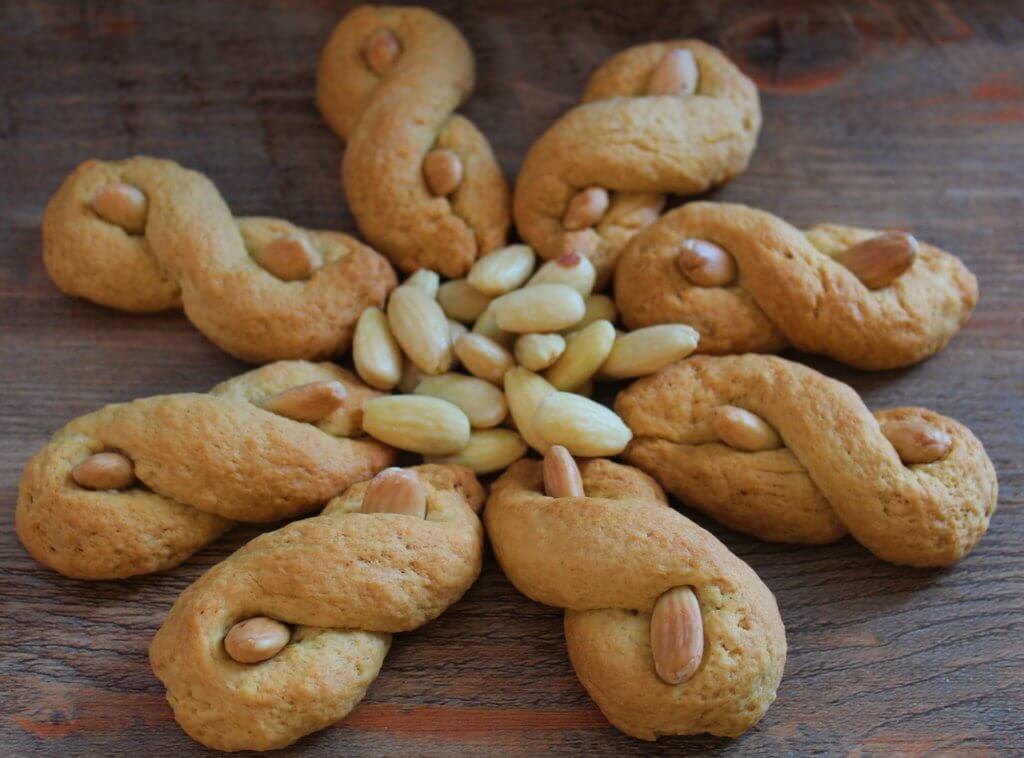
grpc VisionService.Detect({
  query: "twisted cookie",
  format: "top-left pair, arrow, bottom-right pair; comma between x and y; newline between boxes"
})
485,451 -> 785,740
317,5 -> 511,277
615,203 -> 978,369
514,41 -> 760,285
151,465 -> 484,752
43,157 -> 397,362
616,355 -> 998,566
16,361 -> 395,579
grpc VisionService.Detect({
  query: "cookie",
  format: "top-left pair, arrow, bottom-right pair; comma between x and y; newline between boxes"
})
614,202 -> 978,369
616,355 -> 998,566
43,156 -> 397,363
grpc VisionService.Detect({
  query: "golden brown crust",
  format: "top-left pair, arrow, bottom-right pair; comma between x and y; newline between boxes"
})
317,5 -> 510,277
514,41 -> 761,287
150,464 -> 484,752
616,355 -> 998,566
614,203 -> 979,369
43,157 -> 397,363
485,458 -> 786,739
16,361 -> 395,580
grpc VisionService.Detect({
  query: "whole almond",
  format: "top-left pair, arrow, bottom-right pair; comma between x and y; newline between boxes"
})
647,48 -> 699,96
491,284 -> 586,333
836,231 -> 919,289
562,294 -> 617,335
415,372 -> 508,428
361,467 -> 427,518
224,617 -> 291,664
405,268 -> 440,299
515,333 -> 567,372
543,445 -> 584,498
362,395 -> 470,455
353,307 -> 403,390
364,27 -> 401,75
72,452 -> 136,491
387,285 -> 453,375
532,391 -> 632,457
527,252 -> 596,295
504,367 -> 557,454
252,235 -> 322,281
650,586 -> 704,684
427,429 -> 527,474
260,381 -> 347,423
438,278 -> 493,323
545,319 -> 616,391
678,238 -> 737,287
600,325 -> 700,379
880,419 -> 952,464
423,149 -> 463,197
563,186 -> 609,231
92,182 -> 148,234
467,244 -> 537,296
711,405 -> 782,452
455,333 -> 516,386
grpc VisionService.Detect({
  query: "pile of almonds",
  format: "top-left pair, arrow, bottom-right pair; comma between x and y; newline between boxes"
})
351,244 -> 699,472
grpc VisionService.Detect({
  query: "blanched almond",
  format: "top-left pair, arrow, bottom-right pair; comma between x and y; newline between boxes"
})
467,244 -> 536,296
527,252 -> 596,295
387,285 -> 452,375
404,268 -> 440,299
678,239 -> 737,287
224,617 -> 291,664
515,333 -> 566,371
491,284 -> 585,334
532,392 -> 632,457
880,419 -> 952,464
545,320 -> 616,391
362,395 -> 470,455
562,294 -> 617,335
599,325 -> 699,379
504,367 -> 557,454
427,429 -> 527,474
650,586 -> 703,684
711,405 -> 782,452
397,359 -> 425,394
836,231 -> 918,289
92,182 -> 148,234
415,372 -> 508,428
72,452 -> 136,491
563,187 -> 609,231
455,333 -> 516,386
364,28 -> 401,75
423,149 -> 463,197
543,445 -> 584,498
260,381 -> 347,423
647,49 -> 699,96
361,467 -> 427,518
353,307 -> 402,390
438,278 -> 493,323
252,235 -> 322,281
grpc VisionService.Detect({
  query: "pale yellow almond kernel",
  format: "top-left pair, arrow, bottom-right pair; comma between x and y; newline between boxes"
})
224,617 -> 291,664
650,586 -> 704,684
387,285 -> 453,376
647,48 -> 699,96
455,333 -> 516,386
467,244 -> 536,296
92,182 -> 148,234
404,268 -> 440,299
471,304 -> 516,348
563,187 -> 610,231
415,373 -> 508,429
423,149 -> 463,197
527,252 -> 596,295
562,294 -> 617,335
678,238 -> 737,287
397,359 -> 425,394
362,395 -> 470,455
427,429 -> 527,474
545,319 -> 616,391
504,367 -> 557,454
361,467 -> 426,518
836,231 -> 919,289
599,325 -> 700,379
260,381 -> 347,423
515,333 -> 566,372
880,419 -> 952,465
492,284 -> 586,334
711,405 -> 782,452
364,27 -> 401,76
353,307 -> 402,390
543,445 -> 584,498
252,235 -> 322,281
72,452 -> 136,491
438,278 -> 493,323
448,319 -> 468,368
532,391 -> 632,457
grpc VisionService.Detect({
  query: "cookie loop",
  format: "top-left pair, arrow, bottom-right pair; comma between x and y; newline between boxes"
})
514,41 -> 761,286
151,464 -> 485,752
616,355 -> 998,566
615,203 -> 979,369
485,457 -> 786,740
317,6 -> 511,277
43,157 -> 397,363
15,361 -> 395,579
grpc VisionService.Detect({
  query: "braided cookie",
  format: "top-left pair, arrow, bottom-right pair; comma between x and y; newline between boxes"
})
43,156 -> 397,363
485,452 -> 786,740
16,361 -> 395,580
615,203 -> 978,369
151,465 -> 484,752
317,5 -> 511,277
514,41 -> 760,286
616,355 -> 998,567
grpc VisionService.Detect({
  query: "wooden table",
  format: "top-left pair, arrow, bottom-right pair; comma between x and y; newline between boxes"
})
2,1 -> 1021,754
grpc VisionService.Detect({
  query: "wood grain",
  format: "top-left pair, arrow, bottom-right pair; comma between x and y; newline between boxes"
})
1,0 -> 1022,754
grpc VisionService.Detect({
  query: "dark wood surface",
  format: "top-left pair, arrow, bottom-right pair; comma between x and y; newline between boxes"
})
1,0 -> 1022,754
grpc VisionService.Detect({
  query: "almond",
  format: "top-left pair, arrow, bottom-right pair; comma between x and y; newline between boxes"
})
563,186 -> 609,231
71,452 -> 136,491
92,182 -> 148,234
361,467 -> 427,518
504,367 -> 557,454
647,49 -> 699,97
364,27 -> 401,76
404,268 -> 440,299
362,395 -> 470,455
599,325 -> 699,379
527,252 -> 596,295
650,586 -> 703,684
423,149 -> 463,197
427,429 -> 527,474
532,391 -> 632,457
415,372 -> 508,428
353,307 -> 402,390
880,419 -> 952,464
515,333 -> 566,371
260,381 -> 347,423
438,278 -> 494,323
836,231 -> 918,289
467,244 -> 536,296
491,284 -> 585,334
545,320 -> 616,391
710,405 -> 782,452
252,235 -> 322,281
543,445 -> 584,498
678,238 -> 737,287
387,285 -> 453,375
224,617 -> 291,664
455,333 -> 516,386
561,294 -> 618,335
471,303 -> 516,348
